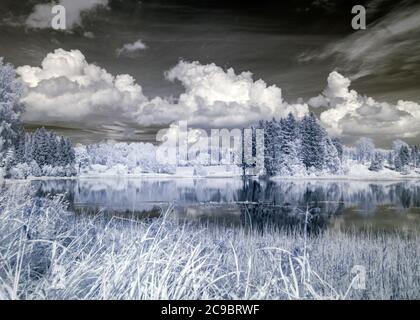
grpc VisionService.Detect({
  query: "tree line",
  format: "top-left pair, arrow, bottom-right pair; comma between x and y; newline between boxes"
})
347,137 -> 420,174
0,58 -> 76,179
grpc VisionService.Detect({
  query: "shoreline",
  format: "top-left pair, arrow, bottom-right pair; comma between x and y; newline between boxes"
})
3,172 -> 420,183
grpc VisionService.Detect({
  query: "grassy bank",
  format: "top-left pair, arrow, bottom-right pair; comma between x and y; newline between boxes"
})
0,184 -> 418,299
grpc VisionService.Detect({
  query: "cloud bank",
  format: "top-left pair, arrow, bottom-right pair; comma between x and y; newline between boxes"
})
164,61 -> 308,126
311,71 -> 420,138
26,0 -> 108,30
17,49 -> 148,123
16,49 -> 308,127
16,49 -> 420,139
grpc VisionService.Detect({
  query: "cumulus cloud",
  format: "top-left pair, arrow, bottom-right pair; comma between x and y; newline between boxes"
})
16,49 -> 308,127
310,71 -> 420,138
164,61 -> 308,127
17,49 -> 419,138
17,49 -> 148,123
116,40 -> 148,57
25,0 -> 108,30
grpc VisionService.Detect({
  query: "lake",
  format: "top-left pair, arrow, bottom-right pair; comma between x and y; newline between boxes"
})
26,177 -> 420,233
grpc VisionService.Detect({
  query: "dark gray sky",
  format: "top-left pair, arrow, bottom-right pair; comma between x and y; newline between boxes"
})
1,0 -> 419,147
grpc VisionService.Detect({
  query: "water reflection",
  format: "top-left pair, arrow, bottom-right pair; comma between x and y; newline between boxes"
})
31,178 -> 420,232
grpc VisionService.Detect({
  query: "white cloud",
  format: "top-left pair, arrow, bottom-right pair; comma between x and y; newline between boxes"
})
116,40 -> 148,57
17,49 -> 148,122
310,71 -> 420,138
16,49 -> 308,127
16,49 -> 420,138
25,0 -> 108,30
302,3 -> 420,79
164,61 -> 308,127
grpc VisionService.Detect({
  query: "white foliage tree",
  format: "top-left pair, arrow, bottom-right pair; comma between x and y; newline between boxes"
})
0,58 -> 25,164
355,137 -> 375,164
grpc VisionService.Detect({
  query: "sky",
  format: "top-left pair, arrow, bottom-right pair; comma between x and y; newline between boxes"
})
0,0 -> 419,147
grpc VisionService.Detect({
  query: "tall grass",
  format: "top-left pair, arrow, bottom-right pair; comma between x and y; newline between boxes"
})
0,184 -> 418,300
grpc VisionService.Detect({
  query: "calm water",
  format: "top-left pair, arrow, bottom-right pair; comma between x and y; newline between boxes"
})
28,178 -> 420,233
32,178 -> 420,231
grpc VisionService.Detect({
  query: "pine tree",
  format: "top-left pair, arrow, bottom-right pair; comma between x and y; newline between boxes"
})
14,136 -> 25,164
276,113 -> 305,176
400,146 -> 410,166
331,137 -> 343,161
369,152 -> 384,172
55,137 -> 65,166
263,119 -> 277,176
64,137 -> 75,165
394,152 -> 403,172
52,136 -> 62,166
323,137 -> 341,174
240,127 -> 258,177
300,113 -> 325,171
46,132 -> 58,166
387,151 -> 394,168
32,128 -> 51,167
261,113 -> 342,176
29,160 -> 42,177
411,146 -> 418,168
417,146 -> 420,169
393,145 -> 411,173
23,133 -> 34,164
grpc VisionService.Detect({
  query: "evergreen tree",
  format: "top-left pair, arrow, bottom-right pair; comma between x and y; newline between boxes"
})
23,133 -> 34,164
261,113 -> 341,176
394,151 -> 403,172
32,128 -> 51,167
263,119 -> 277,176
411,146 -> 418,168
387,151 -> 394,167
369,152 -> 384,172
14,136 -> 25,164
29,128 -> 75,170
29,160 -> 42,177
392,139 -> 409,155
394,145 -> 411,173
323,137 -> 341,174
399,145 -> 411,169
46,132 -> 58,166
417,146 -> 420,168
240,127 -> 256,177
300,113 -> 325,171
276,113 -> 305,176
331,137 -> 343,161
65,137 -> 75,165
